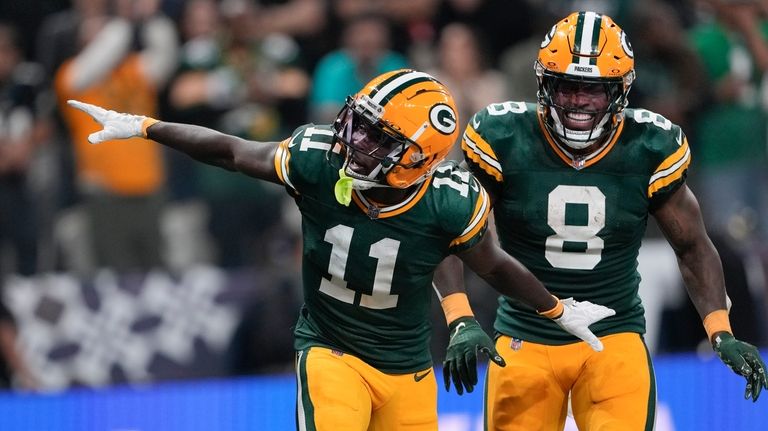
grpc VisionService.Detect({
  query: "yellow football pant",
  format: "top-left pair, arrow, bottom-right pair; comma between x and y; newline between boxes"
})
485,332 -> 655,431
295,347 -> 438,431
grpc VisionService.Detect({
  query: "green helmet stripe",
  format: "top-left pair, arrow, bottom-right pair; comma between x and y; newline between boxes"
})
572,11 -> 603,65
369,71 -> 437,106
571,12 -> 586,63
589,13 -> 602,65
368,69 -> 411,99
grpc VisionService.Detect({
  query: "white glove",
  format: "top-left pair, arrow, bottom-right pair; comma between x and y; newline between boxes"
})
552,298 -> 615,352
67,99 -> 151,144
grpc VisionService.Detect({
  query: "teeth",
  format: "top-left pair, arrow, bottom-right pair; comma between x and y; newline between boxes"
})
566,113 -> 592,121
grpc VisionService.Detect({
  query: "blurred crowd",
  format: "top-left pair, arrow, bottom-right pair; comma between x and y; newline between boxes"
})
0,0 -> 768,386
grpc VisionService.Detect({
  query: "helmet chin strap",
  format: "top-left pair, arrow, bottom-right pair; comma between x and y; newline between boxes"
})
550,109 -> 610,150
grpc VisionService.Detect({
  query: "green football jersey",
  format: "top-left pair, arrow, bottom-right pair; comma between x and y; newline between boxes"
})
462,102 -> 691,345
274,124 -> 490,373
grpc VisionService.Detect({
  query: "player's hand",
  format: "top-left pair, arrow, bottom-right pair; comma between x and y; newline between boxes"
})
67,100 -> 152,144
442,316 -> 505,395
713,332 -> 768,402
551,298 -> 615,352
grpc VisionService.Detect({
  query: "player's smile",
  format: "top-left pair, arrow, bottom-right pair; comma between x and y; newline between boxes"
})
553,82 -> 609,131
563,111 -> 597,130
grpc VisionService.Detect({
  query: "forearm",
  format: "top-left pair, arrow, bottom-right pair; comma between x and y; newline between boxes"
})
654,186 -> 731,338
146,121 -> 245,171
676,238 -> 729,319
479,259 -> 558,313
459,233 -> 558,313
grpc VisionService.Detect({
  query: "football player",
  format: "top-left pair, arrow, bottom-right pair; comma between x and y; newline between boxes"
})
448,11 -> 768,431
68,69 -> 614,431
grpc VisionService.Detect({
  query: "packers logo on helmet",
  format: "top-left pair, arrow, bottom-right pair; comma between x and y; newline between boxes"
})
333,69 -> 459,189
429,103 -> 457,135
535,11 -> 635,152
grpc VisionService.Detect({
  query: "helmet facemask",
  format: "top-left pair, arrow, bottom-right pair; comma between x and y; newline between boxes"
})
332,94 -> 425,190
534,11 -> 636,154
536,62 -> 633,151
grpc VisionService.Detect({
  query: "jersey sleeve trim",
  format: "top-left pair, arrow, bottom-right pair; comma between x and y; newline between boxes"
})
450,184 -> 490,247
274,138 -> 296,192
462,125 -> 503,182
647,138 -> 691,198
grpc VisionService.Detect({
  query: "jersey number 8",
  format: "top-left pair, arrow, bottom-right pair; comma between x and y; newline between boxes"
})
545,185 -> 606,270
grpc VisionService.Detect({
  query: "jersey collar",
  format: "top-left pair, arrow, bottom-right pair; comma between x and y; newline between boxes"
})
537,107 -> 625,170
351,177 -> 432,219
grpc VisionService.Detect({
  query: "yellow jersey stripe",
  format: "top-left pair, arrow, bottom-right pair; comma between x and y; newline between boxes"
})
462,126 -> 503,182
274,138 -> 296,191
653,138 -> 689,174
351,177 -> 432,219
450,184 -> 490,247
648,145 -> 690,197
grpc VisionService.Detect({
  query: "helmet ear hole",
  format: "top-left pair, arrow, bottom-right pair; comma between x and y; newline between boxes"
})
409,151 -> 426,164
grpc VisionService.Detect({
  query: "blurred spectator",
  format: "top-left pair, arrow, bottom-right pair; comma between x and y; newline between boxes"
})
161,0 -> 305,269
427,22 -> 508,160
657,231 -> 768,352
0,23 -> 43,278
627,0 -> 708,132
36,0 -> 108,79
228,0 -> 328,70
332,0 -> 439,57
498,2 -> 563,102
309,12 -> 408,123
54,0 -> 178,274
227,276 -> 301,375
431,0 -> 535,67
0,299 -> 37,391
35,0 -> 110,236
688,0 -> 768,243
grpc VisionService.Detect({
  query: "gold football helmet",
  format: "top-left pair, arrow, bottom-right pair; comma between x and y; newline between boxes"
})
333,69 -> 459,189
536,11 -> 635,150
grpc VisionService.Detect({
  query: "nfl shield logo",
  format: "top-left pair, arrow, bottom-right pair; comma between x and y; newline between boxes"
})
510,338 -> 523,351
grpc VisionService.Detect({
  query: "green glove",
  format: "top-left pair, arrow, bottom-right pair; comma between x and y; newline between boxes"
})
713,332 -> 768,402
443,316 -> 506,395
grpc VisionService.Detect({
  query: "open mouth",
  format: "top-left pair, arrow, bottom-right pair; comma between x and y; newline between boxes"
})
347,158 -> 368,174
345,152 -> 380,180
565,112 -> 594,121
563,111 -> 596,130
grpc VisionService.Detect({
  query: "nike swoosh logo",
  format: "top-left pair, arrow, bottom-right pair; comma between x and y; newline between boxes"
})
472,114 -> 480,130
414,369 -> 432,382
450,322 -> 467,341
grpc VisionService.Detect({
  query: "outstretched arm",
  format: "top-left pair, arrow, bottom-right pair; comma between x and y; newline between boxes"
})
145,122 -> 281,183
67,100 -> 281,184
654,184 -> 768,401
